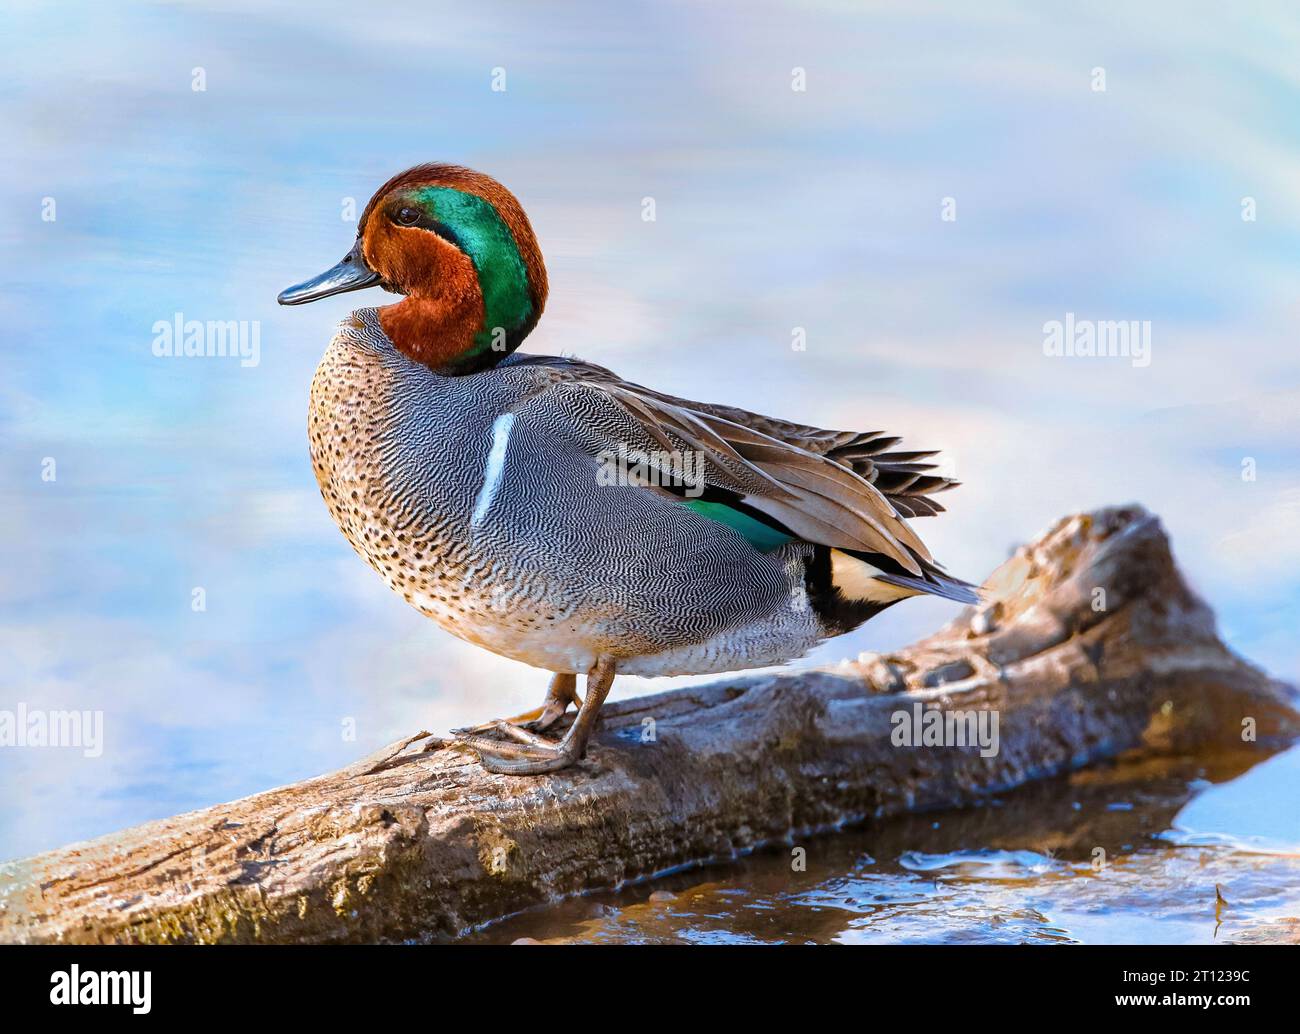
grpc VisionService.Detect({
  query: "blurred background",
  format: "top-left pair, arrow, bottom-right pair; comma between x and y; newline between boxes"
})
2,0 -> 1298,862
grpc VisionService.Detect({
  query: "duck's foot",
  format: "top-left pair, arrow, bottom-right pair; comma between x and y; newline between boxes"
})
452,728 -> 579,775
451,673 -> 582,737
453,659 -> 615,776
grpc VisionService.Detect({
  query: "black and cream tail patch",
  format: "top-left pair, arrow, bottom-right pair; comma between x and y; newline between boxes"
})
829,550 -> 923,603
830,549 -> 981,606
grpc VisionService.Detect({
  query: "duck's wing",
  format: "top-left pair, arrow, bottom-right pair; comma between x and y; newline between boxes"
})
503,355 -> 961,577
626,392 -> 959,520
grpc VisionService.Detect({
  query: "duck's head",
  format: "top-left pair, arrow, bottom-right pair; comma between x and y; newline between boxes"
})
279,163 -> 547,374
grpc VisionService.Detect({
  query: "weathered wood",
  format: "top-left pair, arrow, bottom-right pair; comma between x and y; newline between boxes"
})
1,505 -> 1295,943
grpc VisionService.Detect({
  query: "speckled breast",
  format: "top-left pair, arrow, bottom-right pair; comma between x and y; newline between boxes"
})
307,317 -> 574,667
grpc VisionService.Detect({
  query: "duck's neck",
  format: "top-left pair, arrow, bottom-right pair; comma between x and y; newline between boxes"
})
377,294 -> 490,375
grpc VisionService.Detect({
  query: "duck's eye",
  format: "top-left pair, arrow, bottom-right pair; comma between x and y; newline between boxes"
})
395,206 -> 421,226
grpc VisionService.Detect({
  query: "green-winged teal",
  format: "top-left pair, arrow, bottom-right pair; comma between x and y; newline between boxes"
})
279,163 -> 977,774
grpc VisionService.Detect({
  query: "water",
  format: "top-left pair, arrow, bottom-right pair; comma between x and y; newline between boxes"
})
465,746 -> 1300,944
1,1 -> 1298,944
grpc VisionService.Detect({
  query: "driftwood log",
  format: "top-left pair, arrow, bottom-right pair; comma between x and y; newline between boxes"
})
2,505 -> 1296,944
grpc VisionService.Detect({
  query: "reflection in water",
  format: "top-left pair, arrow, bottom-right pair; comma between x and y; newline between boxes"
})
463,746 -> 1300,944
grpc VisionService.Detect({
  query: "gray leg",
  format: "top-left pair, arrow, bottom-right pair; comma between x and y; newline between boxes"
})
455,658 -> 616,776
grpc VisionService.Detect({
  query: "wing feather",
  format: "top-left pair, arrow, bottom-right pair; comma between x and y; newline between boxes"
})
503,354 -> 962,576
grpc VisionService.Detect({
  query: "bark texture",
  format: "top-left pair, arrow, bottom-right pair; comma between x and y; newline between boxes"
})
1,505 -> 1295,943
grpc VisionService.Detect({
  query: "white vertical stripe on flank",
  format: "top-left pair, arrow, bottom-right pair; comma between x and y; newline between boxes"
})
471,413 -> 515,527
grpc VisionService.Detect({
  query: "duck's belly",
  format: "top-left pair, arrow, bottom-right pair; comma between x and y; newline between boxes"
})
310,452 -> 823,676
307,334 -> 828,676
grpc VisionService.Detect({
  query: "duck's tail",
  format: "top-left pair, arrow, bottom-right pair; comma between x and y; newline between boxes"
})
831,548 -> 982,606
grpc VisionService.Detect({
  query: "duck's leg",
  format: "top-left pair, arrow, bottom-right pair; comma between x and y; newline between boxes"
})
454,657 -> 616,775
532,672 -> 582,731
452,672 -> 581,736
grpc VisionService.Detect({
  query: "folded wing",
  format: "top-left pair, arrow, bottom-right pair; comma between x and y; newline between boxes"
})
504,354 -> 965,585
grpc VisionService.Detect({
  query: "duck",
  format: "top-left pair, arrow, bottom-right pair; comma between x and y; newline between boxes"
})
279,163 -> 978,775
